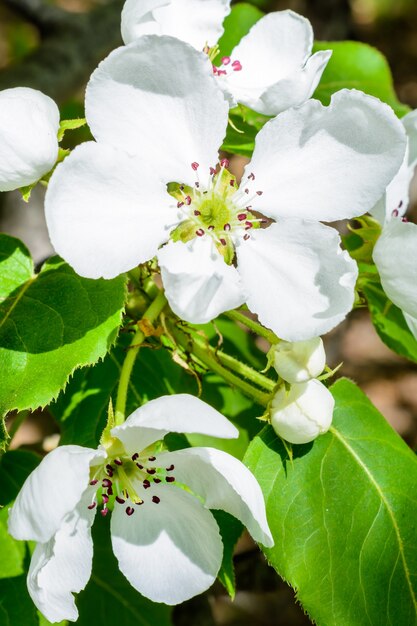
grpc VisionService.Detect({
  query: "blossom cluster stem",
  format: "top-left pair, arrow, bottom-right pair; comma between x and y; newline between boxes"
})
115,290 -> 168,425
224,309 -> 279,344
170,325 -> 270,407
215,350 -> 275,392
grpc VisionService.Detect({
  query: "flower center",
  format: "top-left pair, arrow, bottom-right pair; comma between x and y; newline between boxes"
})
88,452 -> 175,517
203,44 -> 243,77
168,160 -> 266,264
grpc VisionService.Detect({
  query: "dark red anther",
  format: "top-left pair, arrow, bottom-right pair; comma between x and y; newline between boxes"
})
132,453 -> 139,461
185,195 -> 192,205
143,479 -> 151,489
148,456 -> 156,461
102,479 -> 112,488
220,238 -> 227,246
248,173 -> 255,181
88,502 -> 97,510
402,217 -> 408,222
166,464 -> 175,471
180,185 -> 185,191
256,190 -> 263,196
230,179 -> 235,187
208,225 -> 215,231
191,162 -> 199,171
232,60 -> 242,71
166,476 -> 175,483
194,210 -> 201,216
177,201 -> 184,209
100,508 -> 108,517
244,188 -> 249,194
217,69 -> 227,76
153,478 -> 161,483
196,228 -> 205,237
245,221 -> 253,229
107,486 -> 113,496
126,507 -> 135,516
152,496 -> 161,504
392,209 -> 399,217
243,233 -> 250,241
238,213 -> 247,221
147,468 -> 156,475
210,167 -> 216,175
106,464 -> 113,472
224,223 -> 231,231
222,56 -> 231,66
116,496 -> 126,504
89,479 -> 98,486
102,494 -> 109,504
220,158 -> 229,168
136,463 -> 143,469
114,459 -> 123,466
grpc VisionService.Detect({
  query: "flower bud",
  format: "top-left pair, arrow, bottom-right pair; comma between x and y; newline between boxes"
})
272,337 -> 326,383
270,379 -> 334,444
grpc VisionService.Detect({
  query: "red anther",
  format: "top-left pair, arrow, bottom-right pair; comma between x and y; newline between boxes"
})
195,182 -> 200,188
212,64 -> 219,75
143,479 -> 151,489
106,469 -> 113,477
245,188 -> 249,194
166,464 -> 175,471
115,496 -> 125,504
148,456 -> 156,461
194,210 -> 201,216
222,56 -> 231,65
106,464 -> 113,471
185,196 -> 192,205
132,453 -> 139,461
89,479 -> 98,486
180,185 -> 185,191
248,173 -> 255,180
102,494 -> 109,504
147,468 -> 156,475
220,158 -> 229,168
177,201 -> 184,209
88,502 -> 97,510
196,228 -> 205,237
238,213 -> 247,221
107,486 -> 113,496
152,496 -> 161,504
102,479 -> 112,488
166,476 -> 175,483
217,69 -> 227,76
245,221 -> 253,229
224,223 -> 231,231
392,209 -> 399,217
232,60 -> 242,71
114,459 -> 123,466
402,217 -> 408,222
100,508 -> 108,517
126,506 -> 135,516
210,167 -> 216,175
256,190 -> 263,196
243,233 -> 250,240
191,162 -> 199,171
220,238 -> 227,246
230,179 -> 235,187
208,225 -> 215,231
399,200 -> 403,208
136,463 -> 143,469
153,478 -> 162,483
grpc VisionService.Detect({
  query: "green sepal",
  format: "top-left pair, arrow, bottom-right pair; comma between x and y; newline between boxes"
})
170,220 -> 197,243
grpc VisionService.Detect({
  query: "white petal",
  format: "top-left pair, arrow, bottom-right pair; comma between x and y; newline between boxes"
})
223,11 -> 330,115
8,445 -> 102,543
240,89 -> 406,222
370,148 -> 410,224
86,37 -> 228,186
404,312 -> 417,340
111,484 -> 223,604
236,221 -> 358,341
0,87 -> 59,191
45,142 -> 171,279
122,0 -> 231,50
403,108 -> 417,167
158,238 -> 245,324
373,218 -> 417,318
157,447 -> 273,547
112,394 -> 238,454
27,495 -> 95,623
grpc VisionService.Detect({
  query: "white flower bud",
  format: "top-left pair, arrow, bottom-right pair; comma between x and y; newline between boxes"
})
270,379 -> 334,444
272,337 -> 326,383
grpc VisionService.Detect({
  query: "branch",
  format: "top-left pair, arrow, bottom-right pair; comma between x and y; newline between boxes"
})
0,0 -> 124,102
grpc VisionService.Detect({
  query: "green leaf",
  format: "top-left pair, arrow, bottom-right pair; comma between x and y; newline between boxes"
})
212,510 -> 243,599
57,118 -> 87,142
0,449 -> 39,506
0,507 -> 25,579
364,281 -> 417,363
77,515 -> 172,626
245,378 -> 417,626
217,3 -> 264,58
313,41 -> 410,117
0,234 -> 126,414
221,112 -> 258,158
0,575 -> 39,626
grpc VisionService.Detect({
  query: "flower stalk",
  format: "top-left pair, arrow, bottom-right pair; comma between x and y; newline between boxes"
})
224,309 -> 279,344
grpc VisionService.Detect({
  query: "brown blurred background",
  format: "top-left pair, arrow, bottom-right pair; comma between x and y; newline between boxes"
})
1,0 -> 417,623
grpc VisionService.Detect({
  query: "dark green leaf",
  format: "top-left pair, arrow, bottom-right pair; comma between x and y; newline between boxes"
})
0,507 -> 25,579
313,41 -> 410,117
246,378 -> 417,625
217,3 -> 264,58
364,281 -> 417,363
77,515 -> 172,626
212,510 -> 243,598
0,234 -> 126,414
221,113 -> 258,158
0,449 -> 40,506
0,575 -> 38,626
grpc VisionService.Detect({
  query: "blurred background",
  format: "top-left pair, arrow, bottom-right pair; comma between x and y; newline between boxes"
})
1,0 -> 417,623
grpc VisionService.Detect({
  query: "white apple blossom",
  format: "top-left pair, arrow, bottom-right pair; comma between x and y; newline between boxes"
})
372,109 -> 417,337
272,337 -> 326,384
45,37 -> 406,341
0,87 -> 59,192
121,1 -> 331,116
8,394 -> 273,623
271,379 -> 334,444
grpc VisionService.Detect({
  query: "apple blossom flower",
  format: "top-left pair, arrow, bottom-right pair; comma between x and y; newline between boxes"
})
0,87 -> 59,192
270,379 -> 334,444
8,394 -> 273,623
272,337 -> 326,384
372,109 -> 417,336
121,1 -> 331,115
45,37 -> 406,341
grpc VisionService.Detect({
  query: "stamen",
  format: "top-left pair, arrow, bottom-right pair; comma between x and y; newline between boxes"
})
148,456 -> 156,461
230,179 -> 235,187
220,238 -> 227,246
146,468 -> 156,475
100,508 -> 108,517
191,162 -> 199,171
132,453 -> 139,461
248,173 -> 255,181
244,233 -> 250,240
143,479 -> 151,489
392,209 -> 399,217
166,476 -> 175,483
152,496 -> 161,504
220,158 -> 229,168
224,223 -> 231,231
116,496 -> 125,504
153,478 -> 162,483
107,486 -> 113,496
102,479 -> 112,488
222,56 -> 231,65
238,213 -> 247,221
136,463 -> 143,469
177,201 -> 184,208
102,494 -> 109,504
89,479 -> 98,486
194,210 -> 201,216
256,191 -> 263,196
232,60 -> 242,71
184,196 -> 192,205
126,507 -> 135,516
114,459 -> 123,466
196,228 -> 205,237
88,502 -> 97,510
166,464 -> 175,471
210,167 -> 216,175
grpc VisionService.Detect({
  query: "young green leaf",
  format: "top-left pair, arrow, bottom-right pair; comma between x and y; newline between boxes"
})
0,234 -> 126,415
245,378 -> 417,625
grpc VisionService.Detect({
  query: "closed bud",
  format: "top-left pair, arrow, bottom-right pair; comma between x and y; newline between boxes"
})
270,379 -> 334,444
272,337 -> 325,383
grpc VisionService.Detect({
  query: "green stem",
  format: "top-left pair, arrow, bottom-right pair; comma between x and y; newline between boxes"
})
114,290 -> 167,425
216,350 -> 275,392
224,309 -> 279,344
171,326 -> 270,407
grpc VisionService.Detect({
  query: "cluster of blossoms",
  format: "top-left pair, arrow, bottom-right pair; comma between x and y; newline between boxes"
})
2,0 -> 417,621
